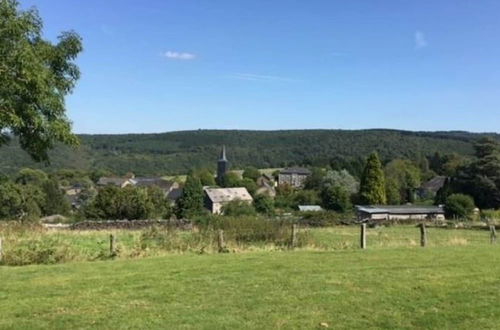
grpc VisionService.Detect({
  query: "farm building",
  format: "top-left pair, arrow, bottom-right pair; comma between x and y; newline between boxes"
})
278,167 -> 311,188
356,205 -> 445,221
204,187 -> 253,214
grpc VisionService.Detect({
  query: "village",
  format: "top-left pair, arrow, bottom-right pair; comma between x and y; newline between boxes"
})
54,145 -> 451,223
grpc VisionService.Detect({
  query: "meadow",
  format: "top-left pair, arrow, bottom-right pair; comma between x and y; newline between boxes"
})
0,223 -> 495,266
1,245 -> 500,329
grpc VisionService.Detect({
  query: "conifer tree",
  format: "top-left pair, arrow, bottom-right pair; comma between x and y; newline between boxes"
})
359,152 -> 387,204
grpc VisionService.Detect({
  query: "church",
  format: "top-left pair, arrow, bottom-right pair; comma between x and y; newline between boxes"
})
204,146 -> 253,214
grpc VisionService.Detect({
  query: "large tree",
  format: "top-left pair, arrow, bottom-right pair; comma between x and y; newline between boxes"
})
455,138 -> 500,209
359,152 -> 387,205
0,0 -> 82,162
175,175 -> 204,218
384,159 -> 421,204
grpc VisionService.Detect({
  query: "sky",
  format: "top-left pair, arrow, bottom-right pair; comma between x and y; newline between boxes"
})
19,0 -> 500,134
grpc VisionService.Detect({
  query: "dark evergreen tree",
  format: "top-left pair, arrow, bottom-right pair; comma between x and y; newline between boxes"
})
455,138 -> 500,208
359,152 -> 387,204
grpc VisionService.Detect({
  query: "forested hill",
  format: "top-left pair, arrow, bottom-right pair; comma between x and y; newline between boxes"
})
0,129 -> 498,176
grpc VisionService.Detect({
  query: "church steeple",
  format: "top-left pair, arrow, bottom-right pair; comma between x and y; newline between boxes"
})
217,145 -> 229,185
219,145 -> 227,161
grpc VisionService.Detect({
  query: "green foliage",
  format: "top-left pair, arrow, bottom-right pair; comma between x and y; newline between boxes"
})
359,152 -> 387,205
0,0 -> 82,161
242,166 -> 260,182
221,200 -> 256,217
15,168 -> 48,185
321,185 -> 352,212
384,159 -> 421,204
293,189 -> 321,206
298,210 -> 348,227
193,168 -> 216,186
435,177 -> 453,205
0,130 -> 490,177
253,194 -> 275,215
175,175 -> 204,218
445,194 -> 476,220
41,178 -> 71,216
238,178 -> 258,196
454,138 -> 500,209
481,209 -> 500,223
304,167 -> 326,190
0,181 -> 42,221
212,216 -> 292,244
321,169 -> 359,194
84,185 -> 169,220
220,172 -> 241,188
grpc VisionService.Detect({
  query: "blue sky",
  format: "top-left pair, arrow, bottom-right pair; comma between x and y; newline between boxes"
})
21,0 -> 500,133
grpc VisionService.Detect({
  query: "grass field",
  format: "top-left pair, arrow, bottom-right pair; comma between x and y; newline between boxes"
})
1,245 -> 500,329
0,224 -> 496,266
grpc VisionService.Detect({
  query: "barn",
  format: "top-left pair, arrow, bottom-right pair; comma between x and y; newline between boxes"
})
356,205 -> 445,221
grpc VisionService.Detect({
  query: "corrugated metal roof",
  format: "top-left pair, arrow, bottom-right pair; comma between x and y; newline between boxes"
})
204,187 -> 253,203
356,205 -> 444,214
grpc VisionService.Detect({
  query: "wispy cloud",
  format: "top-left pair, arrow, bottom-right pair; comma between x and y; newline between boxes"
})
414,30 -> 428,50
163,51 -> 196,60
228,73 -> 299,82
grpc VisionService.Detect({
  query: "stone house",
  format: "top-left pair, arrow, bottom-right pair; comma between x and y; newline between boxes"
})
204,187 -> 253,214
278,167 -> 311,188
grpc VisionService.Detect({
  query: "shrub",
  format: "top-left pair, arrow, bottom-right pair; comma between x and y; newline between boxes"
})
2,237 -> 74,266
221,200 -> 256,217
297,211 -> 351,227
212,216 -> 292,245
254,194 -> 275,215
445,194 -> 476,220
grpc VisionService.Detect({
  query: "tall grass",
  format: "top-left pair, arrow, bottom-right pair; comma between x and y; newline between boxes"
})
0,220 -> 495,266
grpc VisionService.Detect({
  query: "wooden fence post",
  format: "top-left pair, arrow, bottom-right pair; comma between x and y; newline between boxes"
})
420,223 -> 427,247
360,223 -> 366,249
291,224 -> 298,249
110,234 -> 116,256
217,229 -> 226,253
490,225 -> 497,244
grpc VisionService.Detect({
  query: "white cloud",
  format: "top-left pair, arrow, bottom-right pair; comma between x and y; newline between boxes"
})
228,73 -> 299,82
414,30 -> 428,49
163,51 -> 196,60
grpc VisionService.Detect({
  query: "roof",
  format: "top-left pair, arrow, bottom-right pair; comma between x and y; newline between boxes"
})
204,187 -> 253,203
356,205 -> 444,215
421,176 -> 447,193
97,177 -> 130,186
280,167 -> 312,175
219,145 -> 227,161
298,205 -> 323,212
130,177 -> 176,190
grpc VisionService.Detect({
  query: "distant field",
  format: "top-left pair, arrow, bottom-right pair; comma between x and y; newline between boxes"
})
1,246 -> 500,329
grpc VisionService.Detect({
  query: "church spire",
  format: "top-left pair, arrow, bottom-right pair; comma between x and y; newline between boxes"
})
217,145 -> 229,185
219,145 -> 227,161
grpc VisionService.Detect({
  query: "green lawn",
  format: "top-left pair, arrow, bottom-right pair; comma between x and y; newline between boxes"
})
1,246 -> 500,329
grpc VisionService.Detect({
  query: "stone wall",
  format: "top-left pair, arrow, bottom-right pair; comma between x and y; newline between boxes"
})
70,219 -> 192,230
